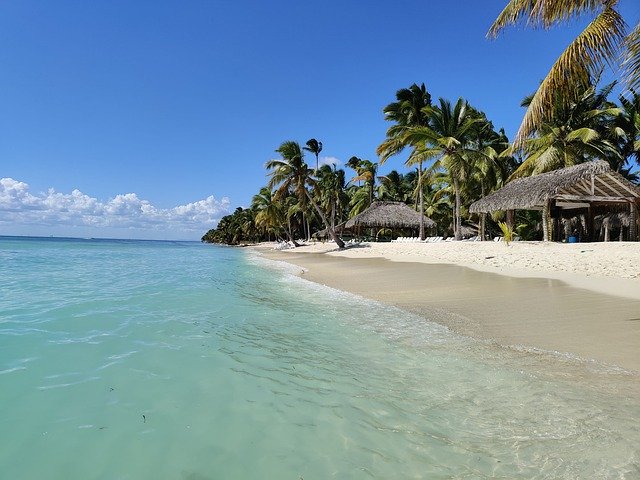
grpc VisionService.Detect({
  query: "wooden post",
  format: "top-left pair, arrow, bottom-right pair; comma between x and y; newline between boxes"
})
630,202 -> 638,242
480,213 -> 486,241
586,205 -> 594,242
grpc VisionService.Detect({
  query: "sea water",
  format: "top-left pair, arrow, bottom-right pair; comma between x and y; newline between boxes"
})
0,237 -> 638,479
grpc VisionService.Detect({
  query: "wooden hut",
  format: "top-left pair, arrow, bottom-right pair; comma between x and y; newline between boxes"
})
469,161 -> 640,242
344,201 -> 435,239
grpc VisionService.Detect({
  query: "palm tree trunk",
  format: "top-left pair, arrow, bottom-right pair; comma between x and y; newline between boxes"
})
331,202 -> 336,230
453,178 -> 462,241
418,162 -> 425,240
286,217 -> 299,246
542,201 -> 551,242
305,189 -> 345,248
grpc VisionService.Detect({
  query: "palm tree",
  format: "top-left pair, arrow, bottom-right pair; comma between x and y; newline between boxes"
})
377,83 -> 432,239
266,141 -> 345,248
252,187 -> 287,241
404,98 -> 481,240
303,138 -> 323,172
347,156 -> 379,207
612,89 -> 640,169
488,0 -> 637,144
315,165 -> 348,230
377,170 -> 411,202
509,83 -> 621,178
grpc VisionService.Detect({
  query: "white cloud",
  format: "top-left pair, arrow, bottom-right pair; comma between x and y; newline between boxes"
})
318,156 -> 341,167
0,178 -> 231,239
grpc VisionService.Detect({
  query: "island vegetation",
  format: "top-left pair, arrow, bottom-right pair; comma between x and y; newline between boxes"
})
203,1 -> 639,246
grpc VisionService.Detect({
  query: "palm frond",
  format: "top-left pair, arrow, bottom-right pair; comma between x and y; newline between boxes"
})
488,0 -> 608,38
514,6 -> 626,146
623,23 -> 640,92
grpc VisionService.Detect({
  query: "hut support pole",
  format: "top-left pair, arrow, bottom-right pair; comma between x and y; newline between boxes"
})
542,201 -> 552,242
480,213 -> 486,241
630,202 -> 638,242
586,206 -> 594,242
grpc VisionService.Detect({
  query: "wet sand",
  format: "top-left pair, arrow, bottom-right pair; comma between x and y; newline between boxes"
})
257,248 -> 640,374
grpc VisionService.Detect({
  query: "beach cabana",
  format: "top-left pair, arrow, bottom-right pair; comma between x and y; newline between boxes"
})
469,161 -> 640,242
344,201 -> 435,240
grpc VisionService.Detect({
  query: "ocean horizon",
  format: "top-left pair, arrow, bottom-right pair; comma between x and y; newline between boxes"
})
1,236 -> 638,478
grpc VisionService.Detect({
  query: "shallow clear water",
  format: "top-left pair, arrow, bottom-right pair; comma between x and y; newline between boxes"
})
0,237 -> 638,479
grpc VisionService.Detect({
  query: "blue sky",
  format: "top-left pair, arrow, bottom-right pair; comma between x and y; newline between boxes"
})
1,1 -> 637,239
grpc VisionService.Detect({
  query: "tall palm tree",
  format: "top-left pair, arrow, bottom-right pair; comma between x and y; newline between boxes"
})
404,98 -> 481,240
303,138 -> 323,172
488,0 -> 637,145
316,165 -> 348,230
377,83 -> 432,239
266,141 -> 345,248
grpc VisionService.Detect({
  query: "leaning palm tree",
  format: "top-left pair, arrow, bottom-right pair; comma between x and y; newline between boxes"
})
266,141 -> 345,248
404,98 -> 481,240
303,138 -> 323,172
377,83 -> 432,239
488,0 -> 637,145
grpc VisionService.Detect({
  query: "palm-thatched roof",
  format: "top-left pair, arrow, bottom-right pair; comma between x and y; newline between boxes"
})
470,161 -> 640,213
344,201 -> 435,229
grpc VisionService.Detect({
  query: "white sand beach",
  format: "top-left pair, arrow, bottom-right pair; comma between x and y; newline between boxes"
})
255,241 -> 640,373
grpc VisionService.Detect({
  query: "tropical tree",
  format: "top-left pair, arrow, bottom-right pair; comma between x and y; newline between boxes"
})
347,156 -> 379,207
315,164 -> 348,229
612,89 -> 640,169
252,187 -> 286,241
404,98 -> 482,240
303,138 -> 323,172
488,0 -> 638,145
266,141 -> 345,248
377,170 -> 412,202
509,83 -> 621,177
377,83 -> 432,239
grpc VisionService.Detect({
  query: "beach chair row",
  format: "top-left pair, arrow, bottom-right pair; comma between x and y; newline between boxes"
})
392,236 -> 445,243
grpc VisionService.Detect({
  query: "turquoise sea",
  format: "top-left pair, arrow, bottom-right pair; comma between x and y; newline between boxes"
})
0,236 -> 638,479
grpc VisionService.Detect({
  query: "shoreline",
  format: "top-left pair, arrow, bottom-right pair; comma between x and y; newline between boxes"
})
252,242 -> 640,374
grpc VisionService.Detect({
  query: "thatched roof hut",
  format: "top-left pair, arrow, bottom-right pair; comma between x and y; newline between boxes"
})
344,201 -> 435,229
470,161 -> 639,213
469,161 -> 640,241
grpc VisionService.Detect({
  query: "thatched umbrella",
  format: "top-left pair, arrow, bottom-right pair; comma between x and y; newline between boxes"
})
344,201 -> 435,232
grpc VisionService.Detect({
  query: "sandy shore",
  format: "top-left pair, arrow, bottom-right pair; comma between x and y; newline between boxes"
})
254,241 -> 640,374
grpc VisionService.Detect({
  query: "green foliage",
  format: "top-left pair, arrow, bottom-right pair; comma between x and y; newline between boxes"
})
202,78 -> 640,246
497,221 -> 513,245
